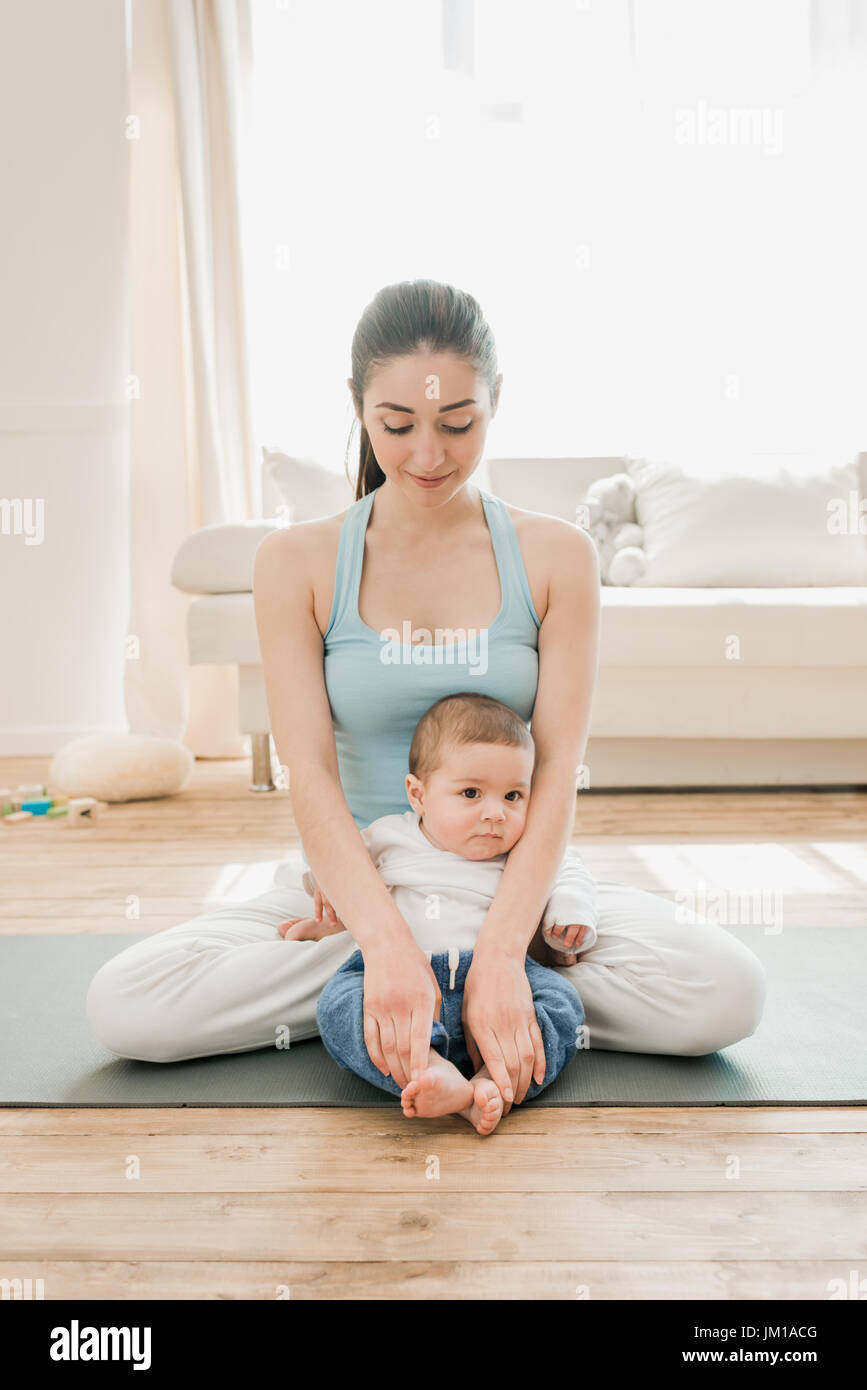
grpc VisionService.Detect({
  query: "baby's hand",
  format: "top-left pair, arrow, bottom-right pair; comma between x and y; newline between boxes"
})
531,922 -> 591,967
307,875 -> 341,932
278,915 -> 347,941
543,923 -> 590,953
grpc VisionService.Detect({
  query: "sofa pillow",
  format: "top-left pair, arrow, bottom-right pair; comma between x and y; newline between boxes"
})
627,454 -> 867,586
263,448 -> 355,522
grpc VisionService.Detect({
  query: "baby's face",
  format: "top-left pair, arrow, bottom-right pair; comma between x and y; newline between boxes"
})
407,741 -> 534,860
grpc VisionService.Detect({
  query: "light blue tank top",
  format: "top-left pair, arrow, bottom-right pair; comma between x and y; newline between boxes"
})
317,484 -> 541,842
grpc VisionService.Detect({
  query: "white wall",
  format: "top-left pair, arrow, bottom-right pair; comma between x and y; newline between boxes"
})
0,0 -> 129,753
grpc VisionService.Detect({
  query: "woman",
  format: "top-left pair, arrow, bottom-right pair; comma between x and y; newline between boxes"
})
86,280 -> 766,1108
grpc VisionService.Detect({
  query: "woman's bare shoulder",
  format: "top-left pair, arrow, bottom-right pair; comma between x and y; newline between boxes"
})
502,500 -> 576,536
253,512 -> 352,640
257,509 -> 349,559
503,501 -> 596,557
502,502 -> 599,608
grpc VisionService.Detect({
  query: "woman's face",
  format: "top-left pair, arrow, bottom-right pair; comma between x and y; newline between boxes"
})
351,352 -> 502,502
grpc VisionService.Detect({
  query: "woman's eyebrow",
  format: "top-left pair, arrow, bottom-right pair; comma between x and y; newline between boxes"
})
373,398 -> 477,413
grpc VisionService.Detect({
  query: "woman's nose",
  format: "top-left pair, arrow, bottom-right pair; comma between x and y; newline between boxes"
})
413,431 -> 445,468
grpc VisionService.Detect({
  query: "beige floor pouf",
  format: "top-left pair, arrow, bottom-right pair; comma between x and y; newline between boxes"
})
50,734 -> 194,803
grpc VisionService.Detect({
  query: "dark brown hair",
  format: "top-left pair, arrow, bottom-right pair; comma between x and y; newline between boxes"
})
344,279 -> 500,500
408,691 -> 534,786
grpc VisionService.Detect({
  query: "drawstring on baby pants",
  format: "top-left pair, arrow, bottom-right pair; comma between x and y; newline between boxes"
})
424,946 -> 462,990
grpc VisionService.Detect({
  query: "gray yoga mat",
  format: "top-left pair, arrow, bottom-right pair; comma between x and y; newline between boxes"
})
1,928 -> 865,1106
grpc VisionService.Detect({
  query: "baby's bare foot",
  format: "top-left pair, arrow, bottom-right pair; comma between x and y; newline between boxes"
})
458,1078 -> 504,1135
401,1064 -> 474,1119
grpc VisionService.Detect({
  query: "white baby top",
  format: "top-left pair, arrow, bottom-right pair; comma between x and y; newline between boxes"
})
301,809 -> 598,955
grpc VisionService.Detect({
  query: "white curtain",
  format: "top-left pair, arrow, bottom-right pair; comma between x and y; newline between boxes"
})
810,0 -> 867,73
125,0 -> 258,756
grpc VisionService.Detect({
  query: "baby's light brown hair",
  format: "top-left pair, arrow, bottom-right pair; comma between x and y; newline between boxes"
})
408,692 -> 535,786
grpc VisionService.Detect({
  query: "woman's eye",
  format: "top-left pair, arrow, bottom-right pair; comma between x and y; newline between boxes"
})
382,421 -> 473,435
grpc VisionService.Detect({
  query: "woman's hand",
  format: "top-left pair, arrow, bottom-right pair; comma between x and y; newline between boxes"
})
461,946 -> 547,1112
361,937 -> 442,1090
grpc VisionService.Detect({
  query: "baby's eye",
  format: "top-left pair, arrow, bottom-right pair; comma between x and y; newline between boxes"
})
505,791 -> 522,802
460,788 -> 480,799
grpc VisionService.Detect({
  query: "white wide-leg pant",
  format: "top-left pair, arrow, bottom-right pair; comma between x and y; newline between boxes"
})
85,863 -> 767,1065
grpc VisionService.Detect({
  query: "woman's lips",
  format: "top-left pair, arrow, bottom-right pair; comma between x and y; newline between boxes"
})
409,471 -> 451,488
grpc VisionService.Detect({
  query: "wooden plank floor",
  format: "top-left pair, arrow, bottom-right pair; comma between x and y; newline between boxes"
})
1,754 -> 865,1300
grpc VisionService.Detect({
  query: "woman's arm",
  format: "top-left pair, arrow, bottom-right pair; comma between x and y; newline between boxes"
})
253,525 -> 441,1087
462,520 -> 601,1106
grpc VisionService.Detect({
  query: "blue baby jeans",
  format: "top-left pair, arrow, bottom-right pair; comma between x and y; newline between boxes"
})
316,947 -> 585,1100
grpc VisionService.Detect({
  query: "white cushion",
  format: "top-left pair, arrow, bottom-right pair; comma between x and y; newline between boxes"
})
599,586 -> 867,666
263,448 -> 355,520
487,457 -> 624,521
50,734 -> 193,802
171,520 -> 279,594
629,453 -> 867,586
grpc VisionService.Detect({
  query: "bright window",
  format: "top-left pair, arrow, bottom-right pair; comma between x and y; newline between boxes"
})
243,0 -> 867,488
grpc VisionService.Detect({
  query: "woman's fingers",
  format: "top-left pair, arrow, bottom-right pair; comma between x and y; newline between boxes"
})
475,1029 -> 514,1108
529,1017 -> 547,1087
464,1026 -> 483,1075
393,1014 -> 413,1087
366,1009 -> 422,1088
313,886 -> 323,922
362,1012 -> 389,1077
380,1016 -> 409,1089
409,1006 -> 434,1081
361,944 -> 440,1089
514,1026 -> 539,1104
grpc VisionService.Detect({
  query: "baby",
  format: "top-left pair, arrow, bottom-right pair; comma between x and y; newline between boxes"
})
298,692 -> 598,1135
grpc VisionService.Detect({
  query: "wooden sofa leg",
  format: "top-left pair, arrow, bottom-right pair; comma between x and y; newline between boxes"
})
250,733 -> 276,792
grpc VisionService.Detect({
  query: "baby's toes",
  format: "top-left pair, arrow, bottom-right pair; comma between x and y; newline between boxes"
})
473,1080 -> 503,1134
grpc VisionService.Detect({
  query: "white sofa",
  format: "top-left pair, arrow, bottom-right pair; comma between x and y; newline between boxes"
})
171,455 -> 867,789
